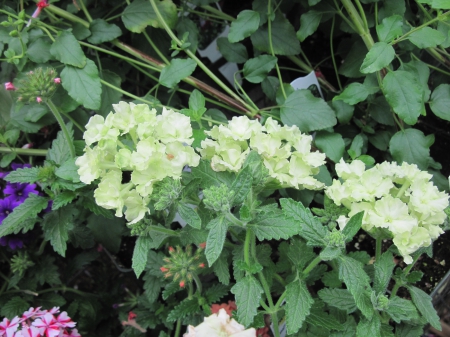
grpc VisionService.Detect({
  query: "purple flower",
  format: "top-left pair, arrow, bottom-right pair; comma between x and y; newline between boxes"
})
0,236 -> 24,249
0,197 -> 20,223
4,182 -> 39,202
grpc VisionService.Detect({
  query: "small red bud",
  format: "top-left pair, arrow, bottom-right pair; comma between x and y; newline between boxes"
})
54,77 -> 61,84
128,311 -> 137,320
179,280 -> 185,288
36,97 -> 42,103
199,263 -> 205,268
199,242 -> 206,249
169,246 -> 174,252
160,267 -> 169,272
4,82 -> 16,91
37,0 -> 49,8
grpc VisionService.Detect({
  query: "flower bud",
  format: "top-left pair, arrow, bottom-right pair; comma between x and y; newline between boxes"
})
36,96 -> 42,103
54,78 -> 61,84
179,280 -> 185,288
160,267 -> 169,272
199,263 -> 205,268
199,242 -> 206,249
4,82 -> 16,91
15,67 -> 59,103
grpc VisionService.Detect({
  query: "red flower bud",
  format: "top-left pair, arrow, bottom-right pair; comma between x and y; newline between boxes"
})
128,311 -> 137,320
54,78 -> 61,84
199,263 -> 205,268
179,280 -> 185,288
37,0 -> 49,8
36,97 -> 42,103
169,246 -> 174,252
199,242 -> 206,249
4,82 -> 16,91
160,267 -> 169,272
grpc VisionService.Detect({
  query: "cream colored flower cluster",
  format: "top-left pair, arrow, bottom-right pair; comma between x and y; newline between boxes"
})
326,159 -> 449,263
183,308 -> 255,337
199,116 -> 326,190
75,102 -> 200,224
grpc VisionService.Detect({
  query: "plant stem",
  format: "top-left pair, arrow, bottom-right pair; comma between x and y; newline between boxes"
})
47,4 -> 90,28
100,79 -> 163,106
45,99 -> 75,158
0,147 -> 47,156
303,256 -> 322,276
330,15 -> 343,91
142,30 -> 170,65
244,229 -> 252,266
78,0 -> 93,23
192,273 -> 202,295
375,237 -> 382,261
287,56 -> 338,92
201,5 -> 236,22
390,254 -> 421,297
268,0 -> 286,100
340,0 -> 375,50
174,319 -> 182,337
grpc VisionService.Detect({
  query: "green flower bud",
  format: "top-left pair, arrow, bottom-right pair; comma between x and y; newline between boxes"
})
15,67 -> 59,103
10,251 -> 34,276
152,177 -> 183,211
326,228 -> 346,248
203,184 -> 233,213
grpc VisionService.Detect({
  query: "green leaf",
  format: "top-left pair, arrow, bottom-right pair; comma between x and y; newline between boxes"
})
231,275 -> 263,327
389,128 -> 431,170
204,283 -> 229,304
386,296 -> 419,323
395,323 -> 425,337
406,285 -> 441,330
320,246 -> 342,261
61,59 -> 102,110
432,0 -> 450,9
332,100 -> 354,124
249,206 -> 301,241
52,191 -> 76,210
159,58 -> 197,88
122,0 -> 178,33
251,13 -> 301,55
217,37 -> 248,63
369,96 -> 395,126
71,22 -> 91,40
360,42 -> 395,74
318,288 -> 357,313
205,216 -> 230,266
382,70 -> 423,125
55,158 -> 81,182
46,123 -> 74,166
27,37 -> 52,63
50,30 -> 86,68
261,76 -> 279,102
373,251 -> 395,294
132,236 -> 152,278
0,297 -> 30,319
4,167 -> 39,183
430,83 -> 450,121
356,316 -> 381,337
285,279 -> 314,334
42,206 -> 75,257
87,213 -> 125,253
306,308 -> 345,331
191,160 -> 235,188
10,104 -> 50,133
408,27 -> 446,48
99,70 -> 122,117
243,55 -> 277,83
176,18 -> 198,53
280,198 -> 328,247
342,211 -> 363,242
187,89 -> 206,119
229,10 -> 260,43
177,203 -> 201,229
167,297 -> 200,322
230,165 -> 252,206
339,40 -> 365,78
213,251 -> 230,285
281,89 -> 337,133
0,194 -> 48,237
297,10 -> 322,42
334,83 -> 370,105
87,19 -> 122,44
376,15 -> 403,42
338,256 -> 373,318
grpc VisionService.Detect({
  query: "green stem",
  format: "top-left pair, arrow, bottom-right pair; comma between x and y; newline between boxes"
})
148,225 -> 179,236
78,0 -> 93,23
275,291 -> 287,309
45,99 -> 75,158
37,286 -> 90,296
340,0 -> 375,50
224,211 -> 246,227
259,299 -> 271,312
201,5 -> 236,22
330,15 -> 343,91
142,30 -> 170,65
100,79 -> 163,107
268,0 -> 286,100
376,237 -> 382,261
287,56 -> 338,92
391,254 -> 421,297
192,273 -> 202,295
0,147 -> 47,156
303,256 -> 322,276
353,0 -> 369,30
244,229 -> 252,266
47,5 -> 90,28
174,320 -> 182,337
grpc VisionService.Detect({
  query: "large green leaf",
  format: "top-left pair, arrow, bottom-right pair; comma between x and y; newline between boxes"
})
314,131 -> 345,163
87,19 -> 122,44
281,89 -> 337,132
122,0 -> 178,33
389,128 -> 431,170
360,42 -> 395,73
407,286 -> 441,330
177,203 -> 201,229
432,0 -> 450,9
285,279 -> 314,334
430,83 -> 450,121
50,31 -> 86,68
159,58 -> 197,88
297,10 -> 322,42
373,251 -> 395,293
243,55 -> 277,83
251,13 -> 301,55
376,15 -> 403,42
408,27 -> 446,48
356,316 -> 381,337
318,288 -> 357,313
228,10 -> 260,43
27,37 -> 52,63
386,296 -> 419,323
231,275 -> 263,327
249,206 -> 301,241
205,216 -> 230,266
382,70 -> 423,125
334,83 -> 370,105
61,59 -> 102,110
42,205 -> 75,257
217,38 -> 248,64
132,236 -> 152,278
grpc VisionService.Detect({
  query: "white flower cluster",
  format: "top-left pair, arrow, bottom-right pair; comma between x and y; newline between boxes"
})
75,102 -> 200,224
326,159 -> 449,264
199,116 -> 326,190
183,308 -> 255,337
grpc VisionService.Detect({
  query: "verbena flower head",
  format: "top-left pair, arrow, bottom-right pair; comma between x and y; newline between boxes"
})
15,68 -> 59,103
198,116 -> 325,190
326,159 -> 449,263
76,102 -> 200,224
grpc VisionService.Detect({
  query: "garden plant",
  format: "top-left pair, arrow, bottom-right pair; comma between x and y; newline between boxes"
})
1,0 -> 450,336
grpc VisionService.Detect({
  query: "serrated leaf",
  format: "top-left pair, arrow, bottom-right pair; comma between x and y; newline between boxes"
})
360,42 -> 395,73
52,191 -> 76,210
4,167 -> 39,183
61,60 -> 102,110
167,298 -> 200,322
285,279 -> 314,334
0,297 -> 30,318
217,38 -> 248,63
281,89 -> 337,133
306,308 -> 344,331
230,165 -> 252,206
243,55 -> 277,83
430,83 -> 450,121
408,27 -> 445,48
407,286 -> 441,330
46,123 -> 73,166
382,70 -> 423,125
132,236 -> 152,278
213,251 -> 230,285
356,316 -> 381,337
122,0 -> 178,33
386,296 -> 419,323
191,160 -> 234,188
334,83 -> 370,105
0,194 -> 48,237
249,206 -> 300,241
205,216 -> 230,266
204,284 -> 229,304
389,128 -> 431,170
50,30 -> 86,68
297,10 -> 322,42
87,19 -> 122,44
159,58 -> 197,88
376,15 -> 403,42
339,256 -> 373,318
251,13 -> 301,55
320,246 -> 342,261
395,323 -> 424,337
55,158 -> 81,183
229,10 -> 260,43
280,198 -> 328,246
373,251 -> 395,294
143,274 -> 163,303
231,275 -> 263,327
318,288 -> 357,313
342,211 -> 363,242
42,205 -> 75,257
177,203 -> 201,229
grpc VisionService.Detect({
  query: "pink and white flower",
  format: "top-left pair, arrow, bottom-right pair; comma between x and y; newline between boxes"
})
0,316 -> 20,337
32,313 -> 60,337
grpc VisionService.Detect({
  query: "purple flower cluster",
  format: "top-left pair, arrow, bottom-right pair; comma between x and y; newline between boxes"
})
0,163 -> 39,249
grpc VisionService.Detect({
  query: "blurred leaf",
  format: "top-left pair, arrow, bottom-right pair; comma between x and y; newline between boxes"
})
159,58 -> 196,88
376,15 -> 403,42
231,275 -> 263,327
50,30 -> 86,68
87,19 -> 122,44
243,55 -> 277,83
314,131 -> 345,163
122,0 -> 178,33
217,38 -> 248,63
42,205 -> 75,257
297,10 -> 322,42
389,128 -> 431,170
286,279 -> 314,334
229,10 -> 260,43
430,83 -> 450,121
408,27 -> 445,48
